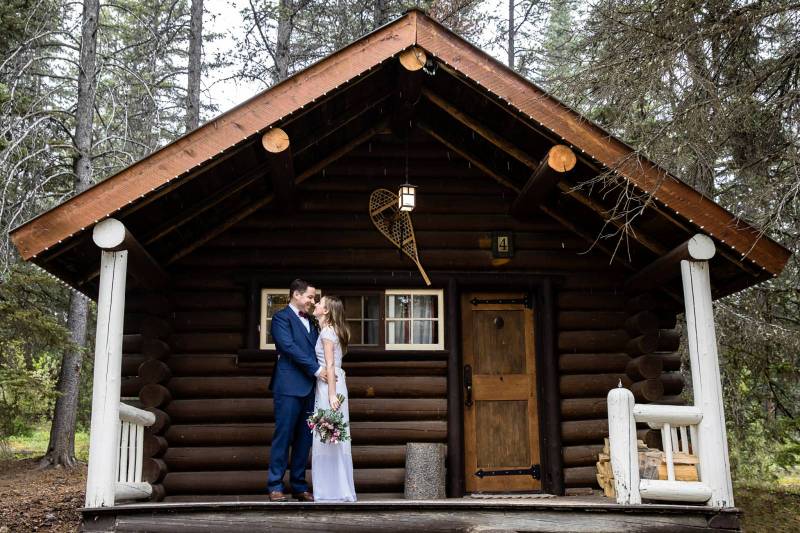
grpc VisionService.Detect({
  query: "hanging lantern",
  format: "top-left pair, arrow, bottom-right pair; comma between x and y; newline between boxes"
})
398,183 -> 417,212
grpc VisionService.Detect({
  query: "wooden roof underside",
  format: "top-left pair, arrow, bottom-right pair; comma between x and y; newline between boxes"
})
9,10 -> 790,298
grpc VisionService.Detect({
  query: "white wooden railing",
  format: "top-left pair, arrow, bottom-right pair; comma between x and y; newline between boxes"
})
114,403 -> 155,501
608,389 -> 713,504
607,234 -> 734,509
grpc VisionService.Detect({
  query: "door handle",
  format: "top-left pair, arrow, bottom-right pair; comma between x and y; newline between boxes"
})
464,365 -> 473,408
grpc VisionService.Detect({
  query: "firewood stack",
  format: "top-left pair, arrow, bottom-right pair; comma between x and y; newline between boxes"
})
596,438 -> 699,499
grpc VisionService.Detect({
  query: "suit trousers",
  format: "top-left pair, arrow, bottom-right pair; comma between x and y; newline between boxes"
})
267,391 -> 315,493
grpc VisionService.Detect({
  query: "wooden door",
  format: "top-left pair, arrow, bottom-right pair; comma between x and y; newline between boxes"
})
462,292 -> 541,492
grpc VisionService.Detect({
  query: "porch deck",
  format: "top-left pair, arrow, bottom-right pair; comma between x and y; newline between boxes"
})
80,495 -> 741,532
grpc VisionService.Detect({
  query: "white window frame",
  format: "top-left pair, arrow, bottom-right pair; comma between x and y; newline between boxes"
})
385,289 -> 445,351
259,288 -> 321,350
259,288 -> 289,350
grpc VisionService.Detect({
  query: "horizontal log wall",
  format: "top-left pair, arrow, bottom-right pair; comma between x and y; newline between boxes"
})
159,258 -> 452,498
121,291 -> 173,500
557,288 -> 685,491
154,142 -> 685,498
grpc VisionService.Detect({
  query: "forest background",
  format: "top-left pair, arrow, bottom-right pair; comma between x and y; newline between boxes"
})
0,0 -> 797,499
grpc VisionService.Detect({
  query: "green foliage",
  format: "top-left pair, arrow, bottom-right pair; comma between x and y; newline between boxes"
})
533,0 -> 800,481
0,343 -> 58,438
0,265 -> 73,442
235,0 -> 486,87
0,0 -> 35,56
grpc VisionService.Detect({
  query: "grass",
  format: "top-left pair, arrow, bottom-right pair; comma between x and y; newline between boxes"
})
4,423 -> 89,461
735,472 -> 800,533
777,469 -> 800,492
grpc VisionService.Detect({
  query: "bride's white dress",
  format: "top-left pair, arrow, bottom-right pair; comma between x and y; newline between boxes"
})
312,326 -> 357,502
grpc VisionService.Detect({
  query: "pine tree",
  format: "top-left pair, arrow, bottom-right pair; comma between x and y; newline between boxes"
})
186,0 -> 203,131
40,0 -> 99,468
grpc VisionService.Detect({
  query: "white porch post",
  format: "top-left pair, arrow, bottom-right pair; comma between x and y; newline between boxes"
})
607,385 -> 641,504
85,219 -> 129,508
680,255 -> 735,508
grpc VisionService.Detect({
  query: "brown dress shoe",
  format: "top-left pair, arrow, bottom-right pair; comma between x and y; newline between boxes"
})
293,491 -> 314,502
268,490 -> 288,502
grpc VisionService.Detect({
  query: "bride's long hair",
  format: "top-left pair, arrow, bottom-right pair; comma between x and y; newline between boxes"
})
321,296 -> 350,354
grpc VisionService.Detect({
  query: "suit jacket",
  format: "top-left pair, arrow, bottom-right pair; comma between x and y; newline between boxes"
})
269,306 -> 320,397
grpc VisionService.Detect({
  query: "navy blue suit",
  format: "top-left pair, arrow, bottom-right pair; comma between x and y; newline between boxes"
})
267,305 -> 319,494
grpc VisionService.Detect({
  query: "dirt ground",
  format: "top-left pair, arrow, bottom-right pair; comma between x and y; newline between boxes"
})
1,458 -> 798,532
735,483 -> 800,533
0,459 -> 85,533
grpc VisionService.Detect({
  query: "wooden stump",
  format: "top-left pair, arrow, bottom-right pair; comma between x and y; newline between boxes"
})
404,443 -> 446,500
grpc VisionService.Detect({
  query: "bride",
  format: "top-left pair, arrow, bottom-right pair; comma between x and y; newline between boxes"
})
311,296 -> 357,502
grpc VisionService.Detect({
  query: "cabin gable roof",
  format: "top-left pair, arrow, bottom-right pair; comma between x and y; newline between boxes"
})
9,9 -> 790,295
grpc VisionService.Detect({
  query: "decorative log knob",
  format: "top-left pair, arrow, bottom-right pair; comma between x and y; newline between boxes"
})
261,128 -> 290,153
399,47 -> 427,71
547,144 -> 577,173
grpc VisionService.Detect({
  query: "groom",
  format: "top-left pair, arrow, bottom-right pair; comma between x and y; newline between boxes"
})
268,278 -> 322,502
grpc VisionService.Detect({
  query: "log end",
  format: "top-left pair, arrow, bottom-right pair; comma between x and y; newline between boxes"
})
687,234 -> 716,261
142,458 -> 169,484
149,483 -> 166,502
262,128 -> 290,153
145,407 -> 171,434
140,384 -> 173,409
143,432 -> 168,457
138,359 -> 172,384
631,379 -> 664,403
399,46 -> 427,71
92,218 -> 127,249
547,145 -> 577,173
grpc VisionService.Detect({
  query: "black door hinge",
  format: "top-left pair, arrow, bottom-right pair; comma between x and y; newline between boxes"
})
470,295 -> 531,308
475,464 -> 540,479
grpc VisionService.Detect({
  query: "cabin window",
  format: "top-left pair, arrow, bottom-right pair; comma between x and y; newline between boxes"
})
342,294 -> 381,346
385,289 -> 444,350
259,288 -> 444,351
259,289 -> 289,350
259,288 -> 321,350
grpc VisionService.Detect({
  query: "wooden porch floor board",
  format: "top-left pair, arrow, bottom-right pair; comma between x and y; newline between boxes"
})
81,496 -> 741,532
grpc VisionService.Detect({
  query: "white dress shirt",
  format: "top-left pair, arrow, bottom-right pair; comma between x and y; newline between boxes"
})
288,303 -> 310,333
288,303 -> 323,377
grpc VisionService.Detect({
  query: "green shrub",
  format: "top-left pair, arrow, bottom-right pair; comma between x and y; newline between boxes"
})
0,341 -> 58,439
0,265 -> 72,444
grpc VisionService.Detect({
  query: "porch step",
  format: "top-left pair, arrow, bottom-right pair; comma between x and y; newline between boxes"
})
81,498 -> 741,532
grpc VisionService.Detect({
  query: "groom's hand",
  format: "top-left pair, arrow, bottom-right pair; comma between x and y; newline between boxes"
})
318,369 -> 337,383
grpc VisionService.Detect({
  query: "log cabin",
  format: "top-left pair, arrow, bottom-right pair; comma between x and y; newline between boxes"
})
9,9 -> 791,532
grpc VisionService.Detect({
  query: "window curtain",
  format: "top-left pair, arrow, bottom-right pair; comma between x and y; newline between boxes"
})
412,295 -> 435,344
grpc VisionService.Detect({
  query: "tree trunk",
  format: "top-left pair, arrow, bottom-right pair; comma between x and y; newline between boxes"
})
40,293 -> 89,468
185,0 -> 203,131
507,0 -> 515,69
39,0 -> 99,469
275,0 -> 292,81
373,0 -> 387,28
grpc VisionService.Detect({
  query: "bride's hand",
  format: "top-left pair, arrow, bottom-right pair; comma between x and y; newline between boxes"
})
329,394 -> 341,411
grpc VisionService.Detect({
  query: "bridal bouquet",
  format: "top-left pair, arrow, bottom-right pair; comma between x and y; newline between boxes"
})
307,393 -> 351,444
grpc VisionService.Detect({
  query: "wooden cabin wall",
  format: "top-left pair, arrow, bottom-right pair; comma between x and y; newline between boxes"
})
125,273 -> 448,501
556,280 -> 686,491
118,143 -> 688,498
120,290 -> 173,500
